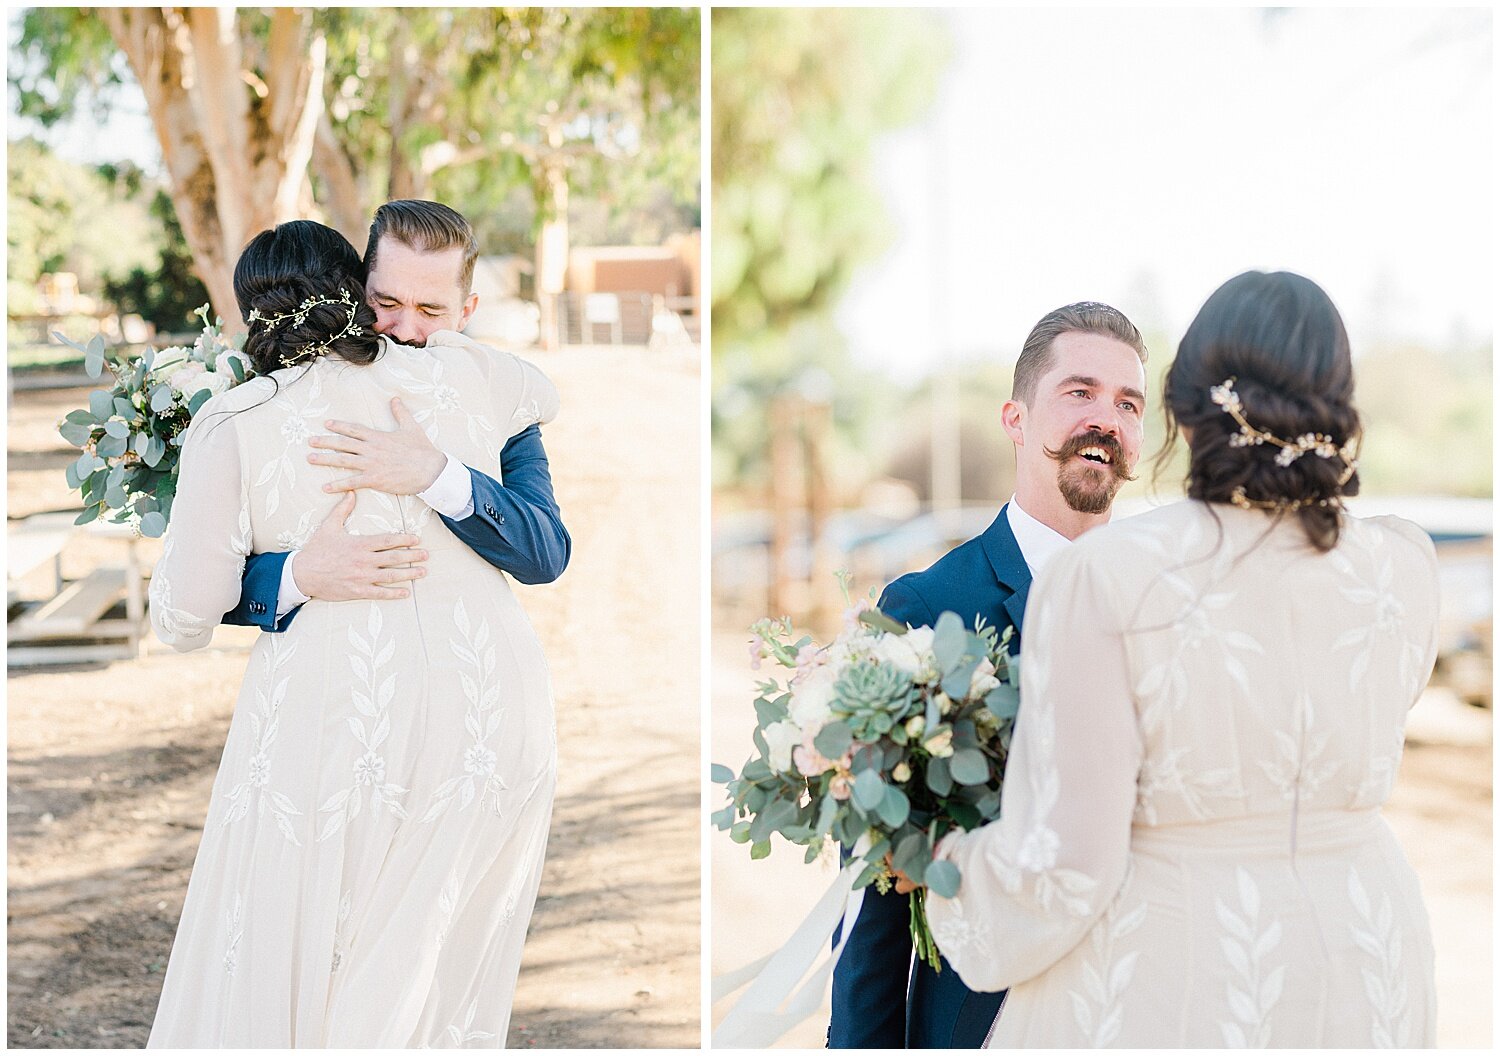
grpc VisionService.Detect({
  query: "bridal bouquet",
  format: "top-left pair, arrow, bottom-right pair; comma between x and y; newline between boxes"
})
712,579 -> 1020,971
55,305 -> 251,537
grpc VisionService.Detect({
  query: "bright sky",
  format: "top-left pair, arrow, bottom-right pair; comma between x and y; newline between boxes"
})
836,7 -> 1493,381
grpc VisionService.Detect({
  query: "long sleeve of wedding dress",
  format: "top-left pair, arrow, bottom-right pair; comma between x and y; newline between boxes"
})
927,543 -> 1142,993
149,404 -> 254,652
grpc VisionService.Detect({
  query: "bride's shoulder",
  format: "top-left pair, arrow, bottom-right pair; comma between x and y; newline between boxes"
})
1344,512 -> 1438,568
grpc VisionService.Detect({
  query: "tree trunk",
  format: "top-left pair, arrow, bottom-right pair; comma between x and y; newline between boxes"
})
534,148 -> 570,352
99,8 -> 326,331
313,112 -> 369,250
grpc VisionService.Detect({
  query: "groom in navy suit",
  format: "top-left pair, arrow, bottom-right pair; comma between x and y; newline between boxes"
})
829,301 -> 1148,1048
221,200 -> 569,630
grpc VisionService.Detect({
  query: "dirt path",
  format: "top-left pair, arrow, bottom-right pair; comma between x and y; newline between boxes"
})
709,630 -> 1492,1049
7,344 -> 702,1048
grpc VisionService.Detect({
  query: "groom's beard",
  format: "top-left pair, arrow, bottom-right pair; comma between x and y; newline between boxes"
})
1043,430 -> 1135,514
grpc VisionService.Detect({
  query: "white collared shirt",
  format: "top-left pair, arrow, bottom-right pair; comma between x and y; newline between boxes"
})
1005,495 -> 1072,577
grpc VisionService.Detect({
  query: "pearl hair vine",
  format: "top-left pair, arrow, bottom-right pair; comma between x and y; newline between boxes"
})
247,287 -> 365,364
1208,377 -> 1359,512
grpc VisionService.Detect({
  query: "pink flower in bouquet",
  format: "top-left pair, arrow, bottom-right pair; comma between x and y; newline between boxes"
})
829,773 -> 853,800
842,596 -> 873,632
792,726 -> 852,777
748,638 -> 765,671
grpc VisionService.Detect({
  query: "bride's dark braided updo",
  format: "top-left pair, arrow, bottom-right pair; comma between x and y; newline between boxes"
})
1160,271 -> 1361,551
232,220 -> 380,375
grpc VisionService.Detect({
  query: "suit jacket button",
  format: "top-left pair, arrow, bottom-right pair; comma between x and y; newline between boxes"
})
485,503 -> 498,518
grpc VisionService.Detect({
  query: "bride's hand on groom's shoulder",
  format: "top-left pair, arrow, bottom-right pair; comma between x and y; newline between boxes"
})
295,493 -> 429,603
310,398 -> 446,497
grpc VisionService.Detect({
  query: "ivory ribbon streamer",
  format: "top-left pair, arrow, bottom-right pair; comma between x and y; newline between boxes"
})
712,841 -> 871,1048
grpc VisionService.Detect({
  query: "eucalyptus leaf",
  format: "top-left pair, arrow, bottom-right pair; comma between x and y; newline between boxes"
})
229,355 -> 246,382
949,748 -> 990,786
710,763 -> 734,784
925,756 -> 953,796
188,389 -> 213,415
150,385 -> 175,413
142,345 -> 156,370
138,511 -> 167,538
64,409 -> 96,426
852,861 -> 885,890
941,655 -> 981,700
876,784 -> 910,828
986,682 -> 1020,719
925,859 -> 961,898
710,805 -> 736,829
74,504 -> 101,525
853,769 -> 886,811
931,611 -> 967,671
104,485 -> 128,508
804,842 -> 823,864
113,397 -> 134,419
143,435 -> 166,467
813,721 -> 852,760
97,435 -> 127,458
59,422 -> 92,446
753,696 -> 788,727
750,840 -> 772,860
730,820 -> 752,844
88,389 -> 114,419
64,462 -> 82,489
858,608 -> 907,635
84,336 -> 106,378
892,831 -> 927,873
50,330 -> 90,355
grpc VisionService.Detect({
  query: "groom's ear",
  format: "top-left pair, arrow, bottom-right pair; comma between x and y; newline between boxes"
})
458,290 -> 480,330
1001,400 -> 1026,447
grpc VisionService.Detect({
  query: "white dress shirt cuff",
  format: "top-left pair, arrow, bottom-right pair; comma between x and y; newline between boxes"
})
276,549 -> 311,620
418,453 -> 475,520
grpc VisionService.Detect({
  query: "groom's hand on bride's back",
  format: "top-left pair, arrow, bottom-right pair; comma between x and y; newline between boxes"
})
309,398 -> 446,496
296,493 -> 429,602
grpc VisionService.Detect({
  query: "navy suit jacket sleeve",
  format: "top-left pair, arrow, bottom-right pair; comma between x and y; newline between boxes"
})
827,576 -> 937,1048
224,424 -> 570,633
439,424 -> 571,586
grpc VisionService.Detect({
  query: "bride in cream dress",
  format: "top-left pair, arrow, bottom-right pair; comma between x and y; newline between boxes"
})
927,271 -> 1440,1048
148,221 -> 556,1047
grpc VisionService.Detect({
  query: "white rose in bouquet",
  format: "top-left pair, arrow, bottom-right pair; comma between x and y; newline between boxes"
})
789,663 -> 837,728
217,348 -> 252,380
763,720 -> 803,773
968,656 -> 1001,698
869,632 -> 921,675
149,346 -> 194,381
167,362 -> 207,394
193,369 -> 234,398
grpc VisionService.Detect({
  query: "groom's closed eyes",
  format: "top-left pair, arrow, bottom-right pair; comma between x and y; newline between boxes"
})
369,288 -> 449,317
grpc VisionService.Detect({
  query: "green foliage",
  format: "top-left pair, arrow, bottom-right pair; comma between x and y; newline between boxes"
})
711,9 -> 948,489
100,190 -> 212,332
318,7 -> 699,241
6,137 -> 160,312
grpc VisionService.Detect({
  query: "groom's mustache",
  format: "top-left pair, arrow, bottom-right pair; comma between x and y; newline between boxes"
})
1044,430 -> 1136,481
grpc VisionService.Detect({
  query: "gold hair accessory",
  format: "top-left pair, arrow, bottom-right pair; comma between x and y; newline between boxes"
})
247,287 -> 365,364
1209,377 -> 1359,512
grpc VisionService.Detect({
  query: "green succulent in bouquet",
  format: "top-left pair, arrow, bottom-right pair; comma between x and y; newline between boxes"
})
55,305 -> 251,537
713,583 -> 1023,972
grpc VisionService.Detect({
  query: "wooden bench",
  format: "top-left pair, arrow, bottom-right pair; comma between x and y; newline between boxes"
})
7,514 -> 148,667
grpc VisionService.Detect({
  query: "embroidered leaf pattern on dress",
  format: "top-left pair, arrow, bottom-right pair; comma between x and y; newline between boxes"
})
1348,867 -> 1411,1047
421,598 -> 511,822
220,636 -> 303,844
1215,868 -> 1285,1046
319,606 -> 409,840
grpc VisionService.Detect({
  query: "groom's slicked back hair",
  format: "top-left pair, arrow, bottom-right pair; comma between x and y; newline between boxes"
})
365,199 -> 480,295
1012,302 -> 1147,404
